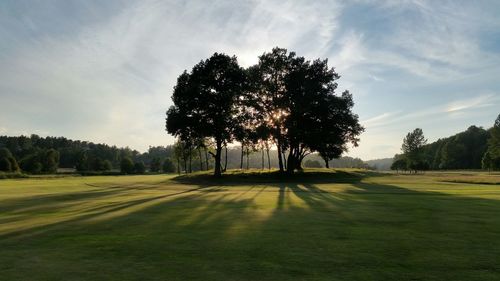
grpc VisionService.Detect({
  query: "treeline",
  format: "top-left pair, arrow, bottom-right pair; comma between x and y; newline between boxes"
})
0,134 -> 371,175
0,135 -> 177,174
392,114 -> 500,172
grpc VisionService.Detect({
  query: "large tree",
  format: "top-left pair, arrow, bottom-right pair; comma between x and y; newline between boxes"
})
253,48 -> 295,172
251,48 -> 363,173
166,53 -> 246,177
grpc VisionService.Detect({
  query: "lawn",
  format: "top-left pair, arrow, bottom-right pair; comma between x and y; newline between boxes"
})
1,170 -> 500,280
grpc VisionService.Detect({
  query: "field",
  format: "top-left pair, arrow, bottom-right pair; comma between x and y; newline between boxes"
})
1,170 -> 500,280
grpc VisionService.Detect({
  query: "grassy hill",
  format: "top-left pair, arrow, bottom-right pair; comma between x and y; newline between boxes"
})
1,169 -> 499,280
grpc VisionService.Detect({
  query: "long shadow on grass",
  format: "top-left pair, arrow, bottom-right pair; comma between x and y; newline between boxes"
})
2,177 -> 500,280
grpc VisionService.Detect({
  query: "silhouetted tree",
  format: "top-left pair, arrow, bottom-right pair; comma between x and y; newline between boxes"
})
166,53 -> 246,177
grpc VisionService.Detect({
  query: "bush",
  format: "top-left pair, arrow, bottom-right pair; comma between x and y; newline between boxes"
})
120,157 -> 134,174
304,160 -> 322,168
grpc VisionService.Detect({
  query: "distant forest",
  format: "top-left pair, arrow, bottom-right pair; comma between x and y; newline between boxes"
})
392,114 -> 500,172
0,134 -> 370,175
1,117 -> 498,175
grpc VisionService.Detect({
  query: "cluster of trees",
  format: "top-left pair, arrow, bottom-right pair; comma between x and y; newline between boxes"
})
482,115 -> 500,170
391,114 -> 500,172
0,148 -> 19,173
0,135 -> 178,174
166,47 -> 363,176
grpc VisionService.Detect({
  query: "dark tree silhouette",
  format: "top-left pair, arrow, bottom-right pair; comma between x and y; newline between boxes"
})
166,53 -> 246,177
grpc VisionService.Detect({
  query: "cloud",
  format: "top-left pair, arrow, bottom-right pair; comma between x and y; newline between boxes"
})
1,0 -> 500,160
446,94 -> 498,113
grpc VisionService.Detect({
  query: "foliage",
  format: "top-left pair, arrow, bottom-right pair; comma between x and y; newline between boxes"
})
133,162 -> 146,174
150,157 -> 162,172
484,114 -> 500,170
401,128 -> 427,172
120,157 -> 134,174
162,158 -> 176,173
304,159 -> 322,168
391,158 -> 407,172
166,53 -> 247,177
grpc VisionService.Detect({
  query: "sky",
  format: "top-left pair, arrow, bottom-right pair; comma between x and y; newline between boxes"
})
1,0 -> 499,160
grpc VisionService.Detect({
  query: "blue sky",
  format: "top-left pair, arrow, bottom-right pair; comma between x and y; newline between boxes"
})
1,0 -> 499,160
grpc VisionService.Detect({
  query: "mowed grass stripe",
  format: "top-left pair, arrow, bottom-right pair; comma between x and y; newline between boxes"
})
0,170 -> 499,280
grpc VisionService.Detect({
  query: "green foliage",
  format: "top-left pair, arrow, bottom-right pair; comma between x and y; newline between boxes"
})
304,159 -> 322,168
133,162 -> 146,174
150,157 -> 161,172
391,158 -> 407,172
0,148 -> 19,172
401,128 -> 427,172
41,149 -> 59,173
162,158 -> 175,173
0,157 -> 11,172
120,157 -> 134,174
18,149 -> 58,174
484,114 -> 500,170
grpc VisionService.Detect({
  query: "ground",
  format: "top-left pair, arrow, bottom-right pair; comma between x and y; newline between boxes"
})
0,169 -> 500,281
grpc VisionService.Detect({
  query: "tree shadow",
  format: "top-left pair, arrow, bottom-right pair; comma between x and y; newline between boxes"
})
2,177 -> 500,280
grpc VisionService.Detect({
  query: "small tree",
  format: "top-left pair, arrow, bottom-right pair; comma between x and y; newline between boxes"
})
150,157 -> 162,172
0,148 -> 18,172
120,157 -> 134,174
304,159 -> 322,168
41,149 -> 59,173
391,158 -> 407,173
401,128 -> 427,173
0,157 -> 11,172
162,158 -> 176,173
133,162 -> 146,174
102,160 -> 112,171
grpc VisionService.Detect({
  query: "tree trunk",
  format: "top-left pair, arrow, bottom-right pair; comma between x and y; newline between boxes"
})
240,144 -> 244,169
189,149 -> 192,173
183,156 -> 187,174
277,139 -> 284,172
283,151 -> 287,170
214,141 -> 222,177
177,157 -> 180,174
246,147 -> 249,169
325,159 -> 329,169
198,148 -> 203,171
286,152 -> 295,174
266,147 -> 271,170
261,148 -> 264,170
204,147 -> 209,170
223,145 -> 228,172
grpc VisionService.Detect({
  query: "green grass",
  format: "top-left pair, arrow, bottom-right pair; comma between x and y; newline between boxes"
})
1,169 -> 500,280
